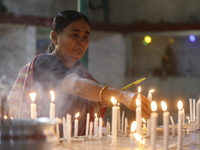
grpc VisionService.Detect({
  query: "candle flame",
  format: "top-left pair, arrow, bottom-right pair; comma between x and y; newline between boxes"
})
4,115 -> 7,119
75,112 -> 80,119
186,116 -> 190,120
133,133 -> 142,141
111,96 -> 117,105
138,86 -> 141,93
151,101 -> 157,111
50,90 -> 55,102
29,93 -> 36,102
118,103 -> 120,107
149,89 -> 155,93
136,98 -> 140,107
131,121 -> 137,132
94,113 -> 98,118
142,118 -> 146,123
161,101 -> 167,111
177,100 -> 183,110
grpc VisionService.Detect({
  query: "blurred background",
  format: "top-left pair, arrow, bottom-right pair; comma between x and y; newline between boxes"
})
1,0 -> 200,126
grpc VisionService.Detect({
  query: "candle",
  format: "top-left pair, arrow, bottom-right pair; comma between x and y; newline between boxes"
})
99,117 -> 103,138
55,118 -> 60,142
62,117 -> 66,139
29,93 -> 37,119
197,100 -> 200,129
161,101 -> 169,150
129,121 -> 137,148
170,116 -> 175,137
85,113 -> 90,137
193,99 -> 196,122
177,100 -> 183,150
110,96 -> 118,146
74,112 -> 80,137
124,117 -> 128,136
117,103 -> 121,131
106,118 -> 111,135
121,111 -> 124,134
50,90 -> 55,119
136,98 -> 142,135
150,101 -> 158,150
89,121 -> 93,139
189,98 -> 193,121
187,116 -> 191,125
67,114 -> 71,143
94,113 -> 99,136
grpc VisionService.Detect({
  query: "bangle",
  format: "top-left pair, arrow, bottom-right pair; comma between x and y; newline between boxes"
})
99,86 -> 109,102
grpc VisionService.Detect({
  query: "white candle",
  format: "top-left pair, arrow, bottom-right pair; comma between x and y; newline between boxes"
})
121,111 -> 124,134
161,101 -> 169,150
99,117 -> 103,138
129,121 -> 137,148
150,101 -> 158,150
67,114 -> 71,143
62,117 -> 66,139
50,90 -> 55,119
117,103 -> 121,131
56,118 -> 60,142
74,112 -> 80,137
189,98 -> 193,121
197,100 -> 200,129
89,121 -> 93,139
177,100 -> 183,150
85,113 -> 90,137
110,96 -> 118,146
106,118 -> 111,134
124,117 -> 128,136
136,98 -> 142,135
193,99 -> 196,122
146,89 -> 154,137
170,116 -> 175,137
94,113 -> 99,136
29,93 -> 37,119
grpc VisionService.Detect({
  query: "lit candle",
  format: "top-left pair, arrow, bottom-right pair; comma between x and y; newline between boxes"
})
189,98 -> 193,121
67,114 -> 71,143
129,121 -> 137,148
94,113 -> 99,136
161,101 -> 169,150
193,99 -> 196,122
136,98 -> 142,135
177,100 -> 183,150
150,101 -> 158,150
121,111 -> 124,134
147,89 -> 154,136
74,112 -> 80,137
110,96 -> 118,146
187,116 -> 191,125
29,93 -> 37,119
99,117 -> 103,138
50,90 -> 55,119
85,113 -> 90,137
89,121 -> 93,139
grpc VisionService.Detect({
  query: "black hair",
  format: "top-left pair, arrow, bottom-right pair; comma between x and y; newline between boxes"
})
47,10 -> 90,53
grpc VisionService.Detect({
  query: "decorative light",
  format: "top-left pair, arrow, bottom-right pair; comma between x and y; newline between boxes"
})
189,35 -> 196,42
144,36 -> 152,43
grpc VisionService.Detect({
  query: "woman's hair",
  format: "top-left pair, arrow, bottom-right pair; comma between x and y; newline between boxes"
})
47,10 -> 90,53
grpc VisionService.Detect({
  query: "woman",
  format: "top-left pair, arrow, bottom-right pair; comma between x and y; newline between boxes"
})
6,10 -> 151,135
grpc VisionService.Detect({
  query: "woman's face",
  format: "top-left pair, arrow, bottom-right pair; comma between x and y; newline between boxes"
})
53,19 -> 90,62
